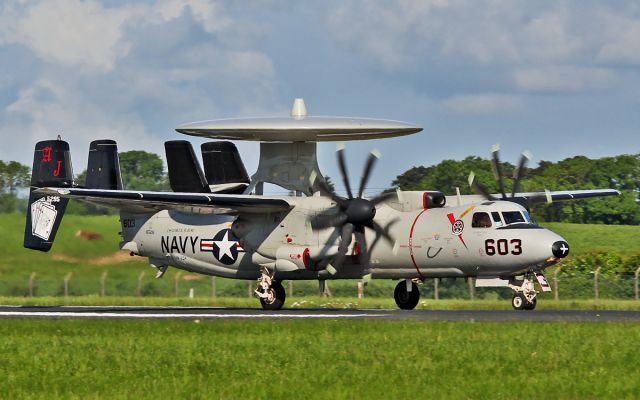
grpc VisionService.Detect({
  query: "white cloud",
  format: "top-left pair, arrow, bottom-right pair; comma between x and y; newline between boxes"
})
0,0 -> 281,169
440,93 -> 523,115
513,67 -> 617,93
596,11 -> 640,65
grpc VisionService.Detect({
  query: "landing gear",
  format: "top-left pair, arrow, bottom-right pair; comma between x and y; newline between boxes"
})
394,279 -> 420,310
255,269 -> 286,310
509,276 -> 537,311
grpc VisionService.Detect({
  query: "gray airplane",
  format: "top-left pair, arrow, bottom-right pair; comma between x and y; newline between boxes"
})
24,100 -> 618,310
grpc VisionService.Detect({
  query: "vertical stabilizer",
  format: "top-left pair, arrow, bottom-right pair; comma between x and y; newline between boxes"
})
24,139 -> 73,251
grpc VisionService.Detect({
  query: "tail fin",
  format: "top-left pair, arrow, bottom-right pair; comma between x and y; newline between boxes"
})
164,140 -> 210,193
24,139 -> 73,251
86,139 -> 123,190
201,141 -> 249,194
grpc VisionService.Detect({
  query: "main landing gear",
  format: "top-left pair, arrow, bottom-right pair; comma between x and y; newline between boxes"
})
394,279 -> 420,310
255,269 -> 286,310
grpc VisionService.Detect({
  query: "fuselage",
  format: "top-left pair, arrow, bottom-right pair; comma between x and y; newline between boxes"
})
120,196 -> 569,281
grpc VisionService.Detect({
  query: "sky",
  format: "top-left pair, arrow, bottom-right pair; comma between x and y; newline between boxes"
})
1,0 -> 639,195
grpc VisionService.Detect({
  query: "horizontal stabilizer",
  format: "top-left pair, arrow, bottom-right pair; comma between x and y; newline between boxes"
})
36,187 -> 293,215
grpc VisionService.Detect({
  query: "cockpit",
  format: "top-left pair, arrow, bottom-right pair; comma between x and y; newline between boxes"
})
471,208 -> 534,229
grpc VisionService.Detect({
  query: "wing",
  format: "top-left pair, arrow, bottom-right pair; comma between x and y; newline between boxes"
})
512,189 -> 621,203
35,187 -> 294,215
448,189 -> 621,207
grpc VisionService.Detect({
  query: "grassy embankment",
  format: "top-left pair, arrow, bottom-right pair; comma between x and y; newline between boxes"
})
1,213 -> 639,306
0,319 -> 638,399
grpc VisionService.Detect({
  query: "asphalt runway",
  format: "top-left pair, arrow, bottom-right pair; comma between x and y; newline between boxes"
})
1,306 -> 639,321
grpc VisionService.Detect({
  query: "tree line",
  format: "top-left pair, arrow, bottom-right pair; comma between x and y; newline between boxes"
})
1,151 -> 638,224
392,153 -> 640,225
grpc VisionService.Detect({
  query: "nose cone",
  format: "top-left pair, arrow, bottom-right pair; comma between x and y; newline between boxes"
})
552,241 -> 570,258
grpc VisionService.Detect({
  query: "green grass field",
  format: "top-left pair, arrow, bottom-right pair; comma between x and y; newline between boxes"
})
0,319 -> 638,399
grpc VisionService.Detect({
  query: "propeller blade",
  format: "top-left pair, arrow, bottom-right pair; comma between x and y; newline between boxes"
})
330,223 -> 354,272
336,144 -> 354,200
468,171 -> 496,200
353,229 -> 370,272
511,150 -> 532,197
358,149 -> 380,198
310,211 -> 347,230
491,144 -> 507,199
370,191 -> 397,205
309,170 -> 348,207
370,220 -> 396,247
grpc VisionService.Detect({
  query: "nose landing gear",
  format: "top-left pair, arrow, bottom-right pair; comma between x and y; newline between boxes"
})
509,275 -> 538,310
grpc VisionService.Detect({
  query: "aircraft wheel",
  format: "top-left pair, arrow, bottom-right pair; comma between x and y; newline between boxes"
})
394,280 -> 420,310
523,297 -> 537,311
511,293 -> 527,310
260,280 -> 286,310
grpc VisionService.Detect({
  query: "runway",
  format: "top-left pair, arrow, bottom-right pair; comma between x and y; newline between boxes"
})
1,306 -> 639,321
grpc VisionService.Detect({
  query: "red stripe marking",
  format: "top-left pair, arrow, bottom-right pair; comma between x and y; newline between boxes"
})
409,209 -> 428,280
447,213 -> 456,225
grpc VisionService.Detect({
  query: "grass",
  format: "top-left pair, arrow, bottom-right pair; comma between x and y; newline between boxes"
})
2,296 -> 640,311
0,319 -> 638,399
541,222 -> 640,257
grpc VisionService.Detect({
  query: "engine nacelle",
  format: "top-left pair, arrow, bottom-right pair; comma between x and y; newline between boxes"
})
423,191 -> 446,208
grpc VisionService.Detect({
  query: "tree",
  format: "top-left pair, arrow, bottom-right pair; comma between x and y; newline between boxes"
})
0,160 -> 30,212
118,151 -> 168,191
391,153 -> 640,225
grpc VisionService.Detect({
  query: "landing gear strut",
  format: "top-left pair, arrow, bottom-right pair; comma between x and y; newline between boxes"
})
255,269 -> 286,310
509,276 -> 537,311
394,279 -> 420,310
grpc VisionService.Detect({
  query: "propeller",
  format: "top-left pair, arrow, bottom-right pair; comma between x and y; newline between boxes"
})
468,145 -> 549,210
309,145 -> 397,278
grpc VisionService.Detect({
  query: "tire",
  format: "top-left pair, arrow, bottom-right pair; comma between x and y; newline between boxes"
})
523,297 -> 537,311
511,293 -> 526,310
259,280 -> 286,310
394,281 -> 420,310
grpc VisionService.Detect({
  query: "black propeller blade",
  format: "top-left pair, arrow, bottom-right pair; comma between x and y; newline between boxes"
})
469,145 -> 547,211
310,146 -> 397,277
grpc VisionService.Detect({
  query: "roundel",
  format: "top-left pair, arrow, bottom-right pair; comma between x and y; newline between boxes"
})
451,219 -> 464,235
200,228 -> 243,265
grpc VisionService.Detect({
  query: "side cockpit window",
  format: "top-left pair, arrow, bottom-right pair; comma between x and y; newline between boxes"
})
472,212 -> 492,228
491,211 -> 503,227
502,211 -> 525,225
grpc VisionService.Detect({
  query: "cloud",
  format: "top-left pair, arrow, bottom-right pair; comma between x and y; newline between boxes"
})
440,93 -> 523,115
513,67 -> 617,93
325,1 -> 637,95
0,0 -> 281,169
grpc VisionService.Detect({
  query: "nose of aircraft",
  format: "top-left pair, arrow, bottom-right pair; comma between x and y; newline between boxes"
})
551,240 -> 570,258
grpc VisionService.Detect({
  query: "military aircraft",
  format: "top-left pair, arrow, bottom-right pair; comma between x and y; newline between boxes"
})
24,99 -> 619,310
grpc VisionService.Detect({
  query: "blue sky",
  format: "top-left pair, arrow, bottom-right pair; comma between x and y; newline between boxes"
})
1,0 -> 639,194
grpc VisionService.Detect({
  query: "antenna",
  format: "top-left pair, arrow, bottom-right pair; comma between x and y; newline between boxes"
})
290,98 -> 307,119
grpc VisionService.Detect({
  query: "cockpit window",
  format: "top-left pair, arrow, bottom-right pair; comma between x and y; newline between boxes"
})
491,211 -> 504,227
502,211 -> 525,225
472,212 -> 492,228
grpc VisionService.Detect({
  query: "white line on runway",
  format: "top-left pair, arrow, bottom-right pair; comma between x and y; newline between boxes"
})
0,311 -> 385,319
